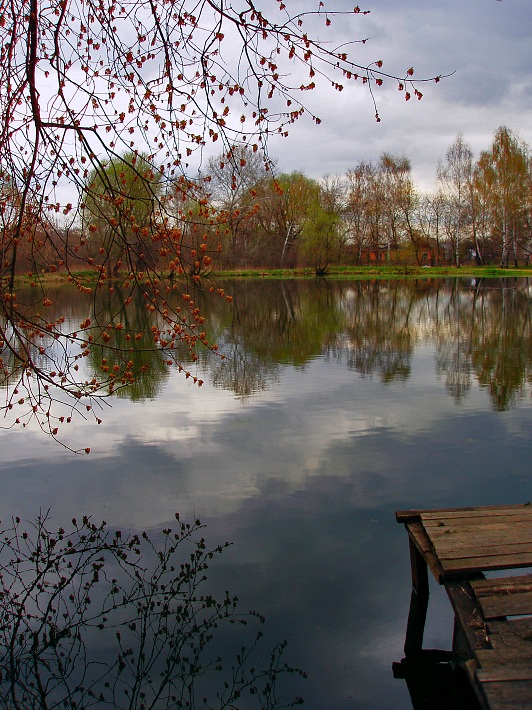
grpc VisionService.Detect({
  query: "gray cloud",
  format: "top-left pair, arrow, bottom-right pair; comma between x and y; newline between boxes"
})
266,0 -> 532,190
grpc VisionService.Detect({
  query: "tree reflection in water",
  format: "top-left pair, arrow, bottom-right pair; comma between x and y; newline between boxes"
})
0,513 -> 305,709
205,277 -> 531,411
1,278 -> 529,421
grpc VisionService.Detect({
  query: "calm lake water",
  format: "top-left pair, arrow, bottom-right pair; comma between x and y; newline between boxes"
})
1,277 -> 531,708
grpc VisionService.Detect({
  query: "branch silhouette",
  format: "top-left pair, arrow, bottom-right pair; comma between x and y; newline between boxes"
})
0,512 -> 305,709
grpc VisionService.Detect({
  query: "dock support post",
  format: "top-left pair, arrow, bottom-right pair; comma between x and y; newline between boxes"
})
404,536 -> 430,657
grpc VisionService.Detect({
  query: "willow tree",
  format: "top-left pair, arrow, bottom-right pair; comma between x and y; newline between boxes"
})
84,152 -> 163,276
300,177 -> 345,275
0,0 -> 442,446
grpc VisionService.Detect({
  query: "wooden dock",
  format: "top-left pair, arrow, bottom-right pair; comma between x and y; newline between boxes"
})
395,504 -> 532,709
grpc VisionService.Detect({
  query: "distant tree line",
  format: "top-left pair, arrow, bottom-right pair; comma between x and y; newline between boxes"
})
1,126 -> 530,279
202,126 -> 531,271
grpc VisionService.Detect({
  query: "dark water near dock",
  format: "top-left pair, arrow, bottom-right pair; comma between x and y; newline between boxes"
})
0,277 -> 530,708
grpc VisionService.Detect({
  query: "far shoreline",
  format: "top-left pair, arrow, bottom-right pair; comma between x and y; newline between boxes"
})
7,264 -> 532,288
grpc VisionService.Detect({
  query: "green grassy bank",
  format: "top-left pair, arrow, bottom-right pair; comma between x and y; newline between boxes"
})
7,264 -> 531,288
214,265 -> 532,280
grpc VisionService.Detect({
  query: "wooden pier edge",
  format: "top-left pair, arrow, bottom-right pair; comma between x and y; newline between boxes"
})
396,502 -> 532,525
395,503 -> 532,710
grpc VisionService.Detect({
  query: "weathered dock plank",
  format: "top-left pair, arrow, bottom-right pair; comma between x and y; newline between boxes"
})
472,576 -> 532,619
396,504 -> 532,525
439,553 -> 532,577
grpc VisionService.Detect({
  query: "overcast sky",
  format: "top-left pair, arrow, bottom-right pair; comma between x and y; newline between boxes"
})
262,0 -> 532,192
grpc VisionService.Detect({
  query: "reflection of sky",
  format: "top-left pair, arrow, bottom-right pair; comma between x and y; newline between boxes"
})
3,347 -> 529,527
0,336 -> 530,708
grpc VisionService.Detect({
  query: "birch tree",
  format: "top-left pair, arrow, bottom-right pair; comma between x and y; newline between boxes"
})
437,134 -> 474,267
475,127 -> 530,267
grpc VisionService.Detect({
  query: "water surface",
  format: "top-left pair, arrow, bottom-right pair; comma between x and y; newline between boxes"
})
0,277 -> 530,708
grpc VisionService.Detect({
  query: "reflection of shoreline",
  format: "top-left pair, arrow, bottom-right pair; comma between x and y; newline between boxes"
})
202,277 -> 531,404
2,278 -> 530,410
